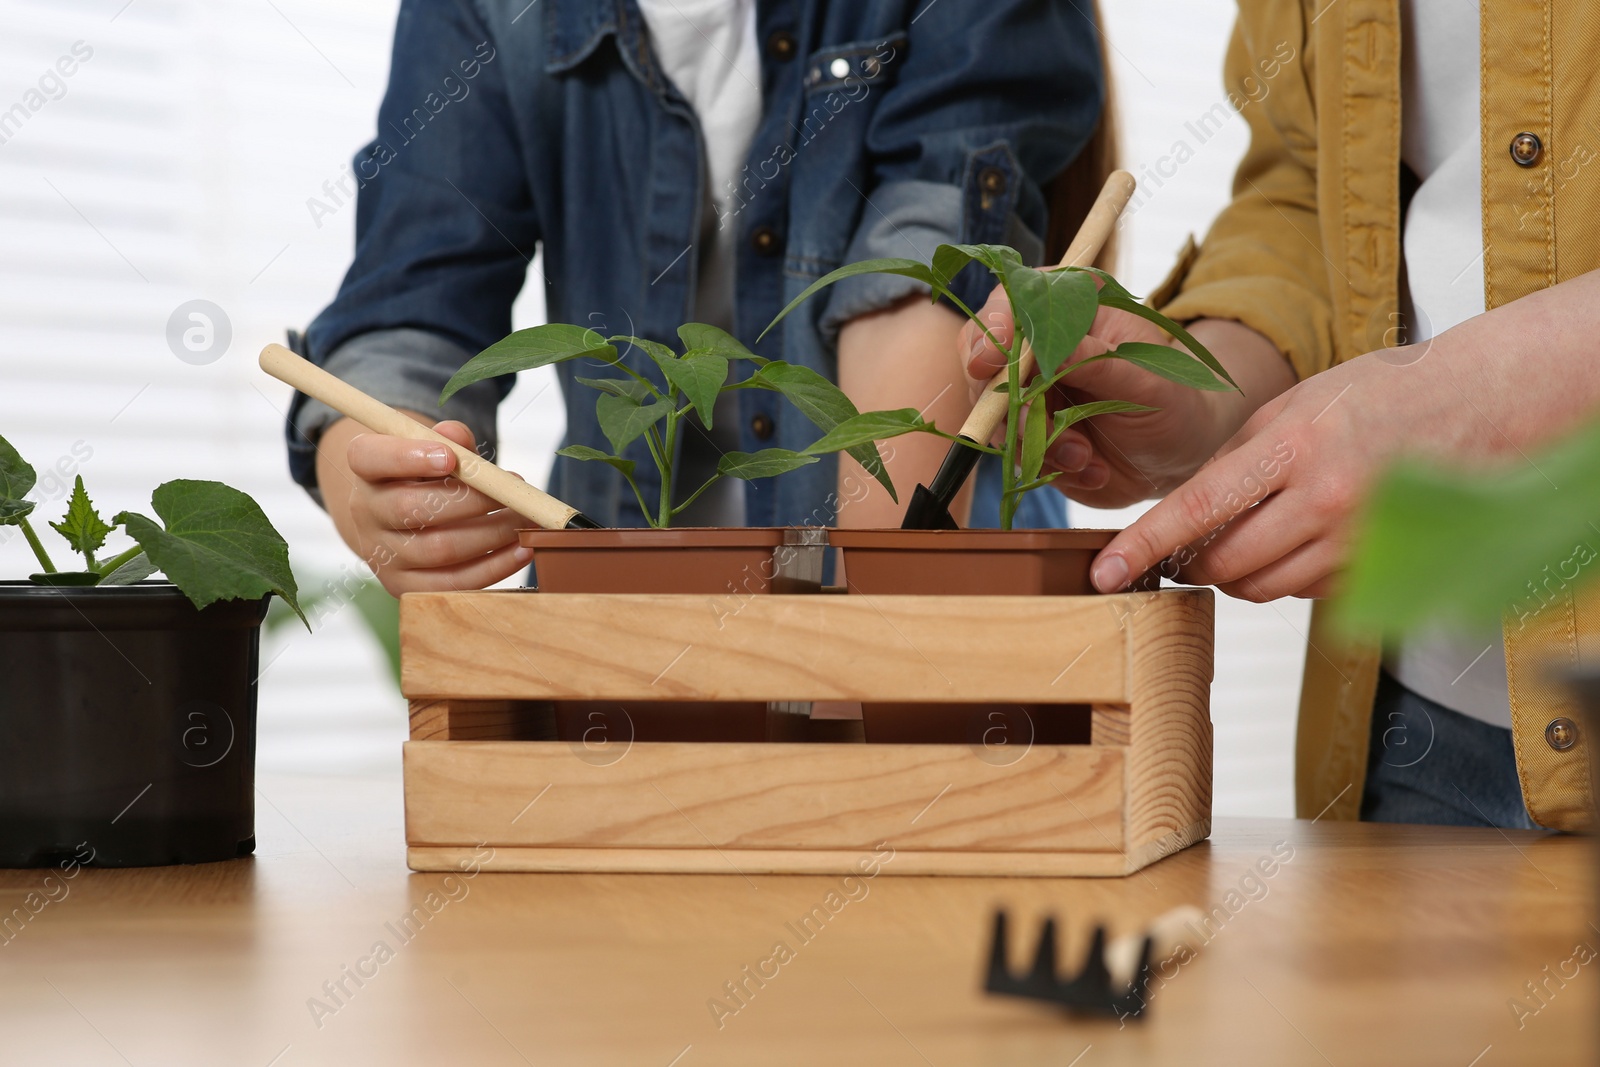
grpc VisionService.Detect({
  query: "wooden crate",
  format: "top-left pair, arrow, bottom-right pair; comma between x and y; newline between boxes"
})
400,588 -> 1213,877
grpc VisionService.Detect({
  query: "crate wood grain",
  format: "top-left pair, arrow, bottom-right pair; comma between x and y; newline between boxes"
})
400,588 -> 1213,877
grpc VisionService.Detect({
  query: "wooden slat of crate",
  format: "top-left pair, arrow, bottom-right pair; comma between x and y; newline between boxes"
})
403,740 -> 1124,853
399,593 -> 1136,704
405,846 -> 1139,878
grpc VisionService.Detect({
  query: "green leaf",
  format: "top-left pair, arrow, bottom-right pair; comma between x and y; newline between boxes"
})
930,243 -> 1014,292
556,444 -> 637,478
801,409 -> 935,456
677,323 -> 766,364
1336,419 -> 1600,640
440,324 -> 616,404
98,551 -> 157,586
746,361 -> 896,501
594,393 -> 669,454
115,480 -> 303,624
574,375 -> 655,402
0,433 -> 37,525
1020,400 -> 1049,487
1080,268 -> 1239,390
1006,263 -> 1099,378
48,476 -> 112,564
661,352 -> 730,426
1050,400 -> 1158,439
760,258 -> 936,341
716,449 -> 819,481
1080,342 -> 1234,391
609,335 -> 677,378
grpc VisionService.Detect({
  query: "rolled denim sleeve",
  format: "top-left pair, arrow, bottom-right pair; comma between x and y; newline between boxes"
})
287,328 -> 502,505
819,0 -> 1103,340
817,179 -> 1044,345
285,0 -> 537,496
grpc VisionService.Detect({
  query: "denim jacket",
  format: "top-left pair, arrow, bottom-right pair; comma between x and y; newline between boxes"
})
287,0 -> 1103,528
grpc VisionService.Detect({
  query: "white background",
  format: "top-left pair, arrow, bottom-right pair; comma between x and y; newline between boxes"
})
0,0 -> 1308,815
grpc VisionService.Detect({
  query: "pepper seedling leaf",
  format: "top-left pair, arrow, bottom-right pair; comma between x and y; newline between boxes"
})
1337,418 -> 1600,639
931,243 -> 1015,294
760,258 -> 936,341
801,409 -> 934,456
555,444 -> 637,478
1079,342 -> 1235,391
49,475 -> 113,565
1078,268 -> 1238,390
1019,401 -> 1049,488
745,361 -> 897,502
574,375 -> 655,402
716,449 -> 819,481
0,433 -> 37,524
610,335 -> 678,379
661,351 -> 730,427
1006,263 -> 1099,379
441,324 -> 616,404
1050,400 -> 1158,439
677,323 -> 767,364
115,479 -> 304,625
594,393 -> 669,454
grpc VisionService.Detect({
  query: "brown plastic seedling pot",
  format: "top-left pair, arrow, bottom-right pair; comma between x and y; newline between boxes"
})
518,528 -> 790,595
830,529 -> 1117,596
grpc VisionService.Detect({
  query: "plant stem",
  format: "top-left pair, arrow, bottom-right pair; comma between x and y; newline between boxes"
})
658,403 -> 681,529
18,516 -> 57,573
1001,333 -> 1022,531
95,544 -> 144,575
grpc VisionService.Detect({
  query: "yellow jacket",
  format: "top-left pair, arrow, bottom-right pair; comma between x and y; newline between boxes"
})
1154,0 -> 1597,830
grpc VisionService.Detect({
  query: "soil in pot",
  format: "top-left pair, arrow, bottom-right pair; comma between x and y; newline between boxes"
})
520,528 -> 793,595
0,582 -> 267,867
830,529 -> 1118,596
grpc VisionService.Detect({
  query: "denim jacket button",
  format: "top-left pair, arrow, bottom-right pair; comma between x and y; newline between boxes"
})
979,166 -> 1008,194
750,413 -> 775,440
767,30 -> 797,62
750,226 -> 782,256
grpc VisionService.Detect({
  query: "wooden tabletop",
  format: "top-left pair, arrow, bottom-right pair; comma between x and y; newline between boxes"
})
2,768 -> 1594,1066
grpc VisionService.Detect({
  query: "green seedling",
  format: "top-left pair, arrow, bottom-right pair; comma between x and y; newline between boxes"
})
441,322 -> 905,528
0,434 -> 303,623
762,244 -> 1239,529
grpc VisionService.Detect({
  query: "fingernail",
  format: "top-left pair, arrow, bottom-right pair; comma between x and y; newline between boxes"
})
968,329 -> 986,365
1092,553 -> 1130,593
1049,438 -> 1091,472
425,448 -> 452,473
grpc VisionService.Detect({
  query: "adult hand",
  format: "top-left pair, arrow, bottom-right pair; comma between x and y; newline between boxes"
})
959,284 -> 1294,509
1089,268 -> 1600,601
315,415 -> 532,595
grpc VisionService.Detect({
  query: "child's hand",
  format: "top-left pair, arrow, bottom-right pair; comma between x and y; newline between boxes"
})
315,416 -> 533,595
959,284 -> 1292,509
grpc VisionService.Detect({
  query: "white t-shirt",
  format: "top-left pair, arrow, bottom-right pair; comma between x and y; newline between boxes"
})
1386,0 -> 1512,728
636,0 -> 761,525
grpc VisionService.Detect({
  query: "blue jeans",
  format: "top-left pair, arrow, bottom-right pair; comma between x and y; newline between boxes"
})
1360,670 -> 1536,829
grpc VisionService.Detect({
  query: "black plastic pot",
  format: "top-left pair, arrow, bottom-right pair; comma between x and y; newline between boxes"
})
0,581 -> 268,867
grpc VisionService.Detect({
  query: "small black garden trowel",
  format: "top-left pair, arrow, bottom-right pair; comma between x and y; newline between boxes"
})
900,170 -> 1137,530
